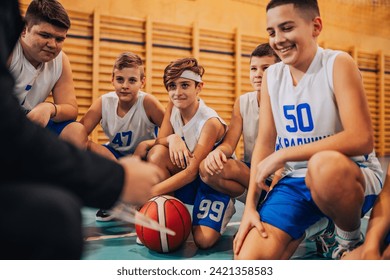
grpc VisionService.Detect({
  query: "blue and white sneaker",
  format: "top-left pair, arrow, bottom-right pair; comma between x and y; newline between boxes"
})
314,221 -> 336,258
314,221 -> 364,259
326,232 -> 364,260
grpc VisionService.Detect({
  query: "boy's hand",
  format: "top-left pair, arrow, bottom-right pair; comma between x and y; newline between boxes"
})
233,207 -> 267,256
26,102 -> 53,127
255,151 -> 285,192
203,148 -> 227,175
167,134 -> 193,169
118,156 -> 164,206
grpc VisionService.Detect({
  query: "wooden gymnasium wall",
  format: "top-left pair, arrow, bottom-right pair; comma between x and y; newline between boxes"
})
19,1 -> 390,158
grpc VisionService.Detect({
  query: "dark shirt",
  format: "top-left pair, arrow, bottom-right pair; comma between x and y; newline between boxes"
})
0,0 -> 124,209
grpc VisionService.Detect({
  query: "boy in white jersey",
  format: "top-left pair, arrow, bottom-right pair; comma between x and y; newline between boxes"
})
7,0 -> 87,149
80,52 -> 164,221
233,0 -> 383,260
147,57 -> 235,249
199,43 -> 280,202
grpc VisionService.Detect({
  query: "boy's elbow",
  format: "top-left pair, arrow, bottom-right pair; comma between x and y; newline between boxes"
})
359,132 -> 374,155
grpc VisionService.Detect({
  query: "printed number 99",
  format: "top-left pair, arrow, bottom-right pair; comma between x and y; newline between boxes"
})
196,199 -> 225,222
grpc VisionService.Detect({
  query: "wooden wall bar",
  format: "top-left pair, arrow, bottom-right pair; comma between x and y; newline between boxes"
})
18,0 -> 390,157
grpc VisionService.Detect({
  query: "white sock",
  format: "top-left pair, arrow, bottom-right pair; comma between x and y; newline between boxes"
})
335,225 -> 361,240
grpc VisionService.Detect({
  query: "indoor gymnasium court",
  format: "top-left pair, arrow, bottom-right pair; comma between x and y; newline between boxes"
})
9,0 -> 390,263
82,155 -> 388,260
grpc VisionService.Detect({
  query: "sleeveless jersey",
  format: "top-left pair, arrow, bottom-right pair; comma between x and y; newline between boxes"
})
9,40 -> 63,111
100,91 -> 157,155
240,91 -> 259,163
170,98 -> 226,152
267,47 -> 383,178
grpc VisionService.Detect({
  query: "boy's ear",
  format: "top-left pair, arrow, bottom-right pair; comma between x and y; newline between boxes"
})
196,82 -> 204,92
312,17 -> 323,37
21,26 -> 27,37
141,76 -> 146,88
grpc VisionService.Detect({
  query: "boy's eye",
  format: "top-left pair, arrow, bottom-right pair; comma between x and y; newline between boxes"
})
168,83 -> 176,90
116,77 -> 124,83
129,78 -> 137,83
282,26 -> 293,32
267,29 -> 275,37
250,67 -> 257,71
39,33 -> 51,39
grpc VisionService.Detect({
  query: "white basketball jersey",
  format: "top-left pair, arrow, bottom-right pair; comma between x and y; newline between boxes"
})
267,47 -> 382,178
101,91 -> 157,155
9,41 -> 63,111
170,98 -> 226,152
240,91 -> 259,163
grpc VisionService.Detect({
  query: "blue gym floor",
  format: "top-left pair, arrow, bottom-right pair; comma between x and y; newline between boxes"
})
81,157 -> 390,260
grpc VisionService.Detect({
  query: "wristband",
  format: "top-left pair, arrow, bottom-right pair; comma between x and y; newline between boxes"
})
45,101 -> 57,118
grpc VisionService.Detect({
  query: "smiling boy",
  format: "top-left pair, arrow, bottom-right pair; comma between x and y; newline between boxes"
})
233,0 -> 383,260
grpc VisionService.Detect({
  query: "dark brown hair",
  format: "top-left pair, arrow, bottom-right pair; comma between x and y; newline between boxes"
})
251,43 -> 281,63
112,52 -> 145,79
24,0 -> 71,30
266,0 -> 320,20
163,57 -> 205,90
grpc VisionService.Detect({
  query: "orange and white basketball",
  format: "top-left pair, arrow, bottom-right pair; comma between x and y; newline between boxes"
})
135,195 -> 191,253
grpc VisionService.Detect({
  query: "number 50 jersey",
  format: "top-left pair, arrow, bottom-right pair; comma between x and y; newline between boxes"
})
266,47 -> 382,179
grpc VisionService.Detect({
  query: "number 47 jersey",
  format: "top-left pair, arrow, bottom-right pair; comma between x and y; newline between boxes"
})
266,47 -> 382,179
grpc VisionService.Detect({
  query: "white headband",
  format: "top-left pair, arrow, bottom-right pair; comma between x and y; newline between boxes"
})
180,70 -> 202,83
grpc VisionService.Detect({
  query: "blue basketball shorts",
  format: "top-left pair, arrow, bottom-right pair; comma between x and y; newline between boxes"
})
385,232 -> 390,245
236,161 -> 267,204
175,177 -> 235,234
103,144 -> 125,159
46,120 -> 74,135
259,168 -> 382,240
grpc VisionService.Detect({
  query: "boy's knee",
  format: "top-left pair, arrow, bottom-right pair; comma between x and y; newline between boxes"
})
192,226 -> 220,250
61,122 -> 88,149
199,161 -> 212,184
307,151 -> 347,183
146,145 -> 166,164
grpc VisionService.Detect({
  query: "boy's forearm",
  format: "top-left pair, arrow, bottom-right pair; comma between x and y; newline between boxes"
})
52,103 -> 78,121
154,136 -> 169,147
151,168 -> 197,197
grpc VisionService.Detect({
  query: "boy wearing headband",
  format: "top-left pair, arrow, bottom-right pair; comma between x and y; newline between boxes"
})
146,57 -> 236,249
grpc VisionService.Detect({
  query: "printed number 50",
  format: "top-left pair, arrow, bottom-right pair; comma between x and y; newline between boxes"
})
283,103 -> 314,133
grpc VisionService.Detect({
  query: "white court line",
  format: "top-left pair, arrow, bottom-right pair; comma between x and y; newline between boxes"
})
85,232 -> 137,241
227,221 -> 241,226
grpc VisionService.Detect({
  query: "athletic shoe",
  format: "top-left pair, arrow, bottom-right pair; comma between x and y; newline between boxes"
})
313,220 -> 336,258
95,208 -> 114,222
314,221 -> 364,259
326,232 -> 364,259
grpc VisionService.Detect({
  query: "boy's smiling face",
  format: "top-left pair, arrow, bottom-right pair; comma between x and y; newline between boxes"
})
167,78 -> 202,110
266,3 -> 322,70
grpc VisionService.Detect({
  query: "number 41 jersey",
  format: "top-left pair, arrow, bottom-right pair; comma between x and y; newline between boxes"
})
266,47 -> 382,178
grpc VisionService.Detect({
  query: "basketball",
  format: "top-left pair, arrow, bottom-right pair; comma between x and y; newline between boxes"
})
135,195 -> 192,253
